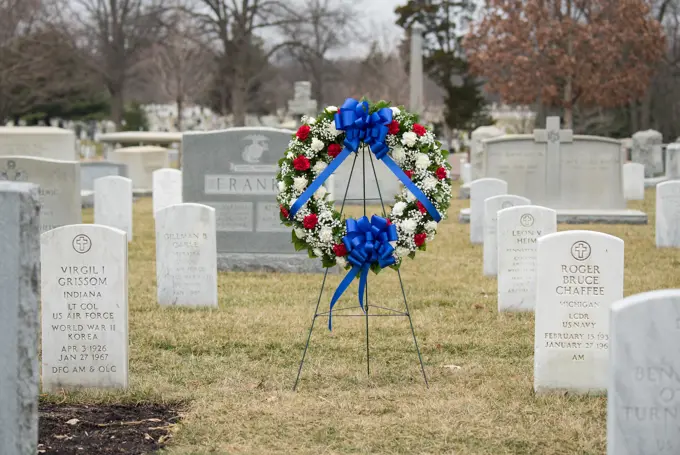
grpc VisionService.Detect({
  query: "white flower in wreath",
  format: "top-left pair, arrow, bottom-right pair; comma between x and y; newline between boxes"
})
391,107 -> 401,116
406,190 -> 416,202
313,186 -> 327,200
392,201 -> 407,217
278,181 -> 287,192
336,256 -> 347,267
392,146 -> 406,165
328,121 -> 341,138
319,227 -> 333,243
425,220 -> 438,232
415,153 -> 430,170
313,248 -> 323,257
286,151 -> 295,159
421,176 -> 438,191
400,218 -> 417,234
293,176 -> 308,193
311,138 -> 325,152
395,246 -> 410,257
312,161 -> 327,175
326,105 -> 338,113
294,227 -> 307,239
402,132 -> 418,147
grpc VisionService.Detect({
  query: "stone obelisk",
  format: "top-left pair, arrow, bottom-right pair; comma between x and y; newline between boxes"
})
409,22 -> 425,114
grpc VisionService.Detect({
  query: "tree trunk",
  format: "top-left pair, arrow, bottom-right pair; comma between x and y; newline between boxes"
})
640,89 -> 652,131
109,83 -> 125,131
231,76 -> 247,126
630,101 -> 639,133
176,96 -> 184,131
563,106 -> 573,129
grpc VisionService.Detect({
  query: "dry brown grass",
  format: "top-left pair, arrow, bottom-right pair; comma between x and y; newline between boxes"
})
42,183 -> 680,454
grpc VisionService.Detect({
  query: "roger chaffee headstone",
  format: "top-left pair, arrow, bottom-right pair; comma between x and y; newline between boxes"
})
0,156 -> 81,233
534,230 -> 624,394
41,224 -> 129,391
182,127 -> 323,272
483,194 -> 530,276
607,289 -> 680,455
0,182 -> 40,455
497,205 -> 556,312
155,203 -> 217,307
153,168 -> 182,214
469,178 -> 507,244
656,180 -> 680,248
94,176 -> 133,241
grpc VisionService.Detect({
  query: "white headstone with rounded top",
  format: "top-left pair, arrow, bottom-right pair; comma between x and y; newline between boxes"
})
534,230 -> 624,394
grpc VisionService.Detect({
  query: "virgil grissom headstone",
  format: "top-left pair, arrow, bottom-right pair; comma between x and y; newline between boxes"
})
41,224 -> 128,391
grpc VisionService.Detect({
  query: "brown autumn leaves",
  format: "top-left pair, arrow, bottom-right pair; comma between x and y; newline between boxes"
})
465,0 -> 665,125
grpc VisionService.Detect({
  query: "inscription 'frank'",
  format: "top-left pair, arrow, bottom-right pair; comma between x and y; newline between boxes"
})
204,175 -> 277,195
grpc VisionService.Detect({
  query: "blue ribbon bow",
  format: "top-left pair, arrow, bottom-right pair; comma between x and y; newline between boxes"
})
328,215 -> 398,330
288,98 -> 441,222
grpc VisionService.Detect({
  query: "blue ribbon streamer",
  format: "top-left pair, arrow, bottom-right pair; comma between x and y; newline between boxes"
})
328,215 -> 398,330
288,98 -> 441,222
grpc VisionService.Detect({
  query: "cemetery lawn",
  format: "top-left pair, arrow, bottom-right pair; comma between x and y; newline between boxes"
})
41,183 -> 679,455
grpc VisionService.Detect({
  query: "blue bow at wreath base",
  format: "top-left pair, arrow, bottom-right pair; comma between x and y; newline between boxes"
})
328,215 -> 398,330
288,98 -> 441,222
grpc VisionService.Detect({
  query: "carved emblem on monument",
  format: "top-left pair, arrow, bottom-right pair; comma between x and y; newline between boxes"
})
0,160 -> 27,181
241,135 -> 268,163
72,234 -> 92,254
570,241 -> 592,261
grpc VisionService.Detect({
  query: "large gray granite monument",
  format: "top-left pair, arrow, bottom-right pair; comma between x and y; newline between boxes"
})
182,127 -> 325,272
0,182 -> 40,455
460,117 -> 647,224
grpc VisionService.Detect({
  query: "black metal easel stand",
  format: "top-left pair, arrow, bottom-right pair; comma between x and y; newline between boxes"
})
293,147 -> 429,391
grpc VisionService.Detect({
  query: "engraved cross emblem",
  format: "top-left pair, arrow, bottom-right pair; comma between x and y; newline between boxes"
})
0,160 -> 27,181
570,241 -> 591,261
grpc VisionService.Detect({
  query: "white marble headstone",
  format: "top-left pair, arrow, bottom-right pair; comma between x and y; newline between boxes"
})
632,130 -> 664,178
497,205 -> 556,312
108,146 -> 169,191
0,127 -> 76,161
656,181 -> 680,248
470,178 -> 507,244
483,194 -> 530,276
461,163 -> 472,184
0,156 -> 81,233
607,289 -> 680,455
470,125 -> 504,180
667,143 -> 680,180
41,225 -> 128,391
534,230 -> 624,394
94,176 -> 133,241
155,204 -> 217,307
0,182 -> 39,454
152,168 -> 182,214
623,162 -> 645,201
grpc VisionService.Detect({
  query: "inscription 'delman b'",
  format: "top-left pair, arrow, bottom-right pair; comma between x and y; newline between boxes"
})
204,174 -> 277,195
